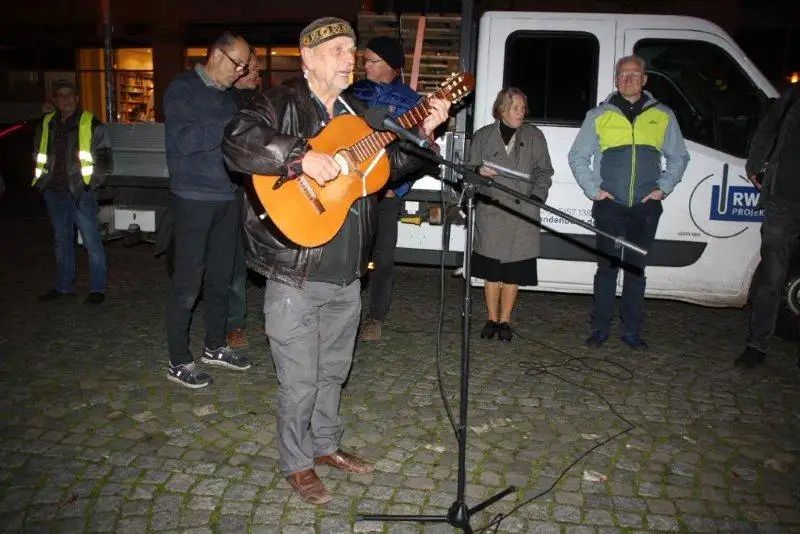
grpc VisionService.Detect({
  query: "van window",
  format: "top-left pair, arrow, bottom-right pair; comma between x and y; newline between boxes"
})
634,39 -> 768,159
503,32 -> 599,125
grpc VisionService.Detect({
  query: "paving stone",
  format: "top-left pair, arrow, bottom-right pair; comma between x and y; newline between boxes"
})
220,500 -> 254,516
554,505 -> 581,523
615,511 -> 645,528
527,523 -> 561,534
87,512 -> 117,532
94,495 -> 124,513
179,508 -> 213,527
218,514 -> 250,533
681,515 -> 719,533
585,508 -> 614,526
117,516 -> 149,533
225,483 -> 259,501
165,473 -> 195,492
253,503 -> 284,523
647,498 -> 677,515
556,491 -> 584,506
647,514 -> 680,531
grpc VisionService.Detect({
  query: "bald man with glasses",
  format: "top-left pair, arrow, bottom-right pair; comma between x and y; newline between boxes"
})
163,31 -> 253,389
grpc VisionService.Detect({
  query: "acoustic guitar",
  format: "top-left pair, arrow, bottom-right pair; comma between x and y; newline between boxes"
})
251,72 -> 475,248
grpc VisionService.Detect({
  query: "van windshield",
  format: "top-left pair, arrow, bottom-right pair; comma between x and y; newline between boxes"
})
634,38 -> 768,158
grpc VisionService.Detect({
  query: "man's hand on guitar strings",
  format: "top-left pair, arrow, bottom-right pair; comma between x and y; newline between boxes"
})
301,151 -> 342,186
421,98 -> 452,137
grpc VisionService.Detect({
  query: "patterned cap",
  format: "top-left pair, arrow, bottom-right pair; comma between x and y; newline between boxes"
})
299,17 -> 356,49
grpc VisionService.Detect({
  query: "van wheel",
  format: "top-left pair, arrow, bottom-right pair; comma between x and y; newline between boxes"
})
775,262 -> 800,342
785,274 -> 800,316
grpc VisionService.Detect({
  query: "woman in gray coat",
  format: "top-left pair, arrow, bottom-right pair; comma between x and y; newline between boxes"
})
470,87 -> 554,342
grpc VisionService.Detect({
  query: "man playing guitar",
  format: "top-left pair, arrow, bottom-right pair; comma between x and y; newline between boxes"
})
222,17 -> 451,505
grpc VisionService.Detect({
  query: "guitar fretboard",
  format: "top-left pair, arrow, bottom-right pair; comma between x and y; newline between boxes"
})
349,91 -> 445,164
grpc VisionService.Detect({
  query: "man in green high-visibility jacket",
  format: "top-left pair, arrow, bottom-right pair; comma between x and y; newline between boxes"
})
32,79 -> 113,305
569,55 -> 690,351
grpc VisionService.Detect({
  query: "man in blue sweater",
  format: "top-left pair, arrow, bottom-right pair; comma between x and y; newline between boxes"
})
349,37 -> 423,342
164,32 -> 252,388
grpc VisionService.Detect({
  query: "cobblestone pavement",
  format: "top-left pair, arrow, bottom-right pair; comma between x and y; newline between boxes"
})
1,217 -> 799,534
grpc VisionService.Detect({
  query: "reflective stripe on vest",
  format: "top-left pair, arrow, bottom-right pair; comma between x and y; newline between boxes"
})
33,110 -> 95,185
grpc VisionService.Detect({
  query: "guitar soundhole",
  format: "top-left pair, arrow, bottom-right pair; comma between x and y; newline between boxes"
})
334,150 -> 355,176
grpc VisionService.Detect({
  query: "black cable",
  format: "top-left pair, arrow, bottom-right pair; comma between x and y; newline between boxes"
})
474,326 -> 636,534
386,322 -> 636,533
433,174 -> 458,439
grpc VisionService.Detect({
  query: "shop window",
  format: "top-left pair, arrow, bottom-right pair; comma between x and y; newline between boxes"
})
75,48 -> 154,123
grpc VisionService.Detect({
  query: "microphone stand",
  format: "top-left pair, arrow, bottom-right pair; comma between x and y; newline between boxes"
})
355,142 -> 647,533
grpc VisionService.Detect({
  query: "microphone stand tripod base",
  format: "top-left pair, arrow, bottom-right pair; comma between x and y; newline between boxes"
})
355,485 -> 516,533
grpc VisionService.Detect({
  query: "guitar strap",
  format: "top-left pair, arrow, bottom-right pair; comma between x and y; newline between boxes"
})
362,148 -> 386,197
336,96 -> 385,198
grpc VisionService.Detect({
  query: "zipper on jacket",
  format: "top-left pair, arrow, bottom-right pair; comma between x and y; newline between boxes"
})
629,117 -> 638,207
356,200 -> 364,278
341,211 -> 350,285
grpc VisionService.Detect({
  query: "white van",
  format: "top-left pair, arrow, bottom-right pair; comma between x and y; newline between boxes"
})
399,11 -> 788,310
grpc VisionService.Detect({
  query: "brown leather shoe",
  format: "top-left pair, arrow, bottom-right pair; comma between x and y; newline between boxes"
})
285,469 -> 332,505
315,450 -> 374,473
226,328 -> 250,351
359,319 -> 382,342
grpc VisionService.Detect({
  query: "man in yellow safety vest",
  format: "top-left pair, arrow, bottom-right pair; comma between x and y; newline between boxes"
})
32,79 -> 113,304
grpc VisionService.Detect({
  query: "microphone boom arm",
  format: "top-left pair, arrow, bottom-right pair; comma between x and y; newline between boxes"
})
399,141 -> 648,257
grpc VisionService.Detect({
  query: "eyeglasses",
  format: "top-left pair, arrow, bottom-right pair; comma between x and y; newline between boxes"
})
220,49 -> 249,72
362,57 -> 385,66
617,71 -> 645,81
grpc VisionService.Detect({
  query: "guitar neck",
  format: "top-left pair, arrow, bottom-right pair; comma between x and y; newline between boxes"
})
352,93 -> 443,165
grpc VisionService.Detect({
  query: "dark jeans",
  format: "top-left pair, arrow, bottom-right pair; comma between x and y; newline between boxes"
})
227,191 -> 247,332
166,195 -> 239,366
43,188 -> 107,294
366,194 -> 402,322
746,198 -> 800,352
591,198 -> 662,336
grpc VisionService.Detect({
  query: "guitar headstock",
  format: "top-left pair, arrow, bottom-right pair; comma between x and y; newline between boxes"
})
433,72 -> 476,105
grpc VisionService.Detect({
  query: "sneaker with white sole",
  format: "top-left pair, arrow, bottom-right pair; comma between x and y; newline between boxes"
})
167,363 -> 212,389
201,345 -> 251,370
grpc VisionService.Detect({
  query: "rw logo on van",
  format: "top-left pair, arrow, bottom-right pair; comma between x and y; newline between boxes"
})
688,163 -> 763,239
709,184 -> 763,222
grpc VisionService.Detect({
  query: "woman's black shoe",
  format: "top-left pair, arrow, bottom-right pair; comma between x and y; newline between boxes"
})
498,322 -> 513,342
480,320 -> 499,339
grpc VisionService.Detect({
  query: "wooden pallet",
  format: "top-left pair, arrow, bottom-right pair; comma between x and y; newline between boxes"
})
357,11 -> 462,95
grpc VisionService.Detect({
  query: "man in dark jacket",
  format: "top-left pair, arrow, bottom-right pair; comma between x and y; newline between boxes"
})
33,79 -> 113,305
225,50 -> 262,355
348,36 -> 425,342
223,17 -> 451,505
163,32 -> 252,389
736,84 -> 800,368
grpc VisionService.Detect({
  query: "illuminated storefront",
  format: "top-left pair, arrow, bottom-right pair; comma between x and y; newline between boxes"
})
73,46 -> 302,123
76,48 -> 154,123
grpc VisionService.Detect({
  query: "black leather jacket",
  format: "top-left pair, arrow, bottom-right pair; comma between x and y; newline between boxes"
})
222,77 -> 424,288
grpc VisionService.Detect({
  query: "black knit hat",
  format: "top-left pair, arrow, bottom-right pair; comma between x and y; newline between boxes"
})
366,36 -> 405,70
299,17 -> 356,49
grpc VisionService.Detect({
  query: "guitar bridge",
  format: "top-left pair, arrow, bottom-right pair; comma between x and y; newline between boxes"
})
296,177 -> 326,215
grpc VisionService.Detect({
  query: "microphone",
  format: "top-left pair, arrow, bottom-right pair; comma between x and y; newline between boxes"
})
364,107 -> 432,149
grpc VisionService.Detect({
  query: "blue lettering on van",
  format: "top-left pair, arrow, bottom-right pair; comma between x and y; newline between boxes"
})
709,185 -> 764,222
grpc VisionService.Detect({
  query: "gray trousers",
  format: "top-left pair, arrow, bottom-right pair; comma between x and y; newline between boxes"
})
263,279 -> 360,475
